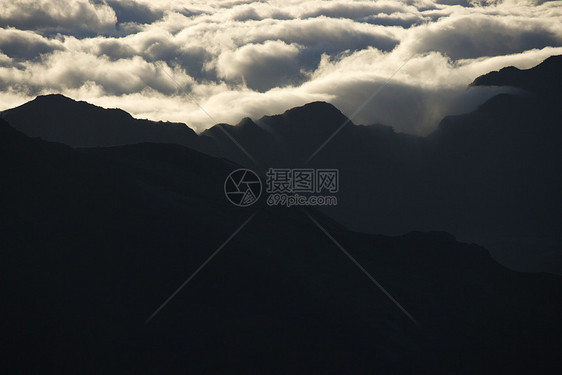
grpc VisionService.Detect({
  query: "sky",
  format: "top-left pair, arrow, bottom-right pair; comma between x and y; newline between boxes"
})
0,0 -> 561,134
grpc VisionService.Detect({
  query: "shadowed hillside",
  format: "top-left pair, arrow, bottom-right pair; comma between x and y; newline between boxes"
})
202,55 -> 562,274
0,94 -> 213,153
2,56 -> 561,275
1,118 -> 561,374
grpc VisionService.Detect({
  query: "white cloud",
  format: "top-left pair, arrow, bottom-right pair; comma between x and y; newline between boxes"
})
0,0 -> 117,35
405,13 -> 562,59
0,28 -> 64,60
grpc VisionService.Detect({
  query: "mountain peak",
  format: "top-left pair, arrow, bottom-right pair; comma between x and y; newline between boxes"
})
28,93 -> 97,111
254,101 -> 350,136
1,93 -> 199,149
33,93 -> 75,103
237,117 -> 259,128
540,54 -> 562,68
28,94 -> 133,118
283,101 -> 346,120
470,54 -> 562,96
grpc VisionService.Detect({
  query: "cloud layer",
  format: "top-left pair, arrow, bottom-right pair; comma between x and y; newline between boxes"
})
0,0 -> 561,133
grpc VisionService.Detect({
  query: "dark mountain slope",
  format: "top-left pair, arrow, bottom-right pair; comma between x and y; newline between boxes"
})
200,102 -> 358,168
1,119 -> 561,374
471,54 -> 562,97
1,55 -> 561,275
202,93 -> 562,272
426,61 -> 562,271
0,94 -> 212,152
201,55 -> 562,274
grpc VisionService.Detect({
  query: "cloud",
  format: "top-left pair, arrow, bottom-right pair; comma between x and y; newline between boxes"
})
408,13 -> 562,59
237,17 -> 399,54
217,41 -> 303,92
229,5 -> 263,21
361,13 -> 427,28
299,1 -> 414,19
0,0 -> 117,36
105,0 -> 164,25
0,0 -> 561,134
0,28 -> 64,60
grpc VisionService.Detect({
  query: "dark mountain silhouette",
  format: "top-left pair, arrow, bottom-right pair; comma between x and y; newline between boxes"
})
0,94 -> 212,152
1,55 -> 561,275
202,101 -> 352,166
1,118 -> 561,374
470,54 -> 562,97
202,55 -> 562,274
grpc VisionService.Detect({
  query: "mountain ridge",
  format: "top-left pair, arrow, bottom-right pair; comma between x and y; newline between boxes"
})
3,55 -> 560,152
0,93 -> 208,151
470,54 -> 562,97
2,55 -> 561,274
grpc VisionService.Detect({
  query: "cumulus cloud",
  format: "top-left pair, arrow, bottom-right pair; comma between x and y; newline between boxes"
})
0,28 -> 64,60
0,0 -> 117,36
217,41 -> 303,92
104,0 -> 163,25
408,13 -> 562,59
0,0 -> 561,134
299,1 -> 414,19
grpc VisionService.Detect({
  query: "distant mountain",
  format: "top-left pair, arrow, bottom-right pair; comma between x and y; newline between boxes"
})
2,55 -> 561,274
423,57 -> 562,272
202,55 -> 562,274
1,118 -> 561,374
471,54 -> 562,97
202,101 -> 421,172
0,94 -> 212,152
202,102 -> 351,165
